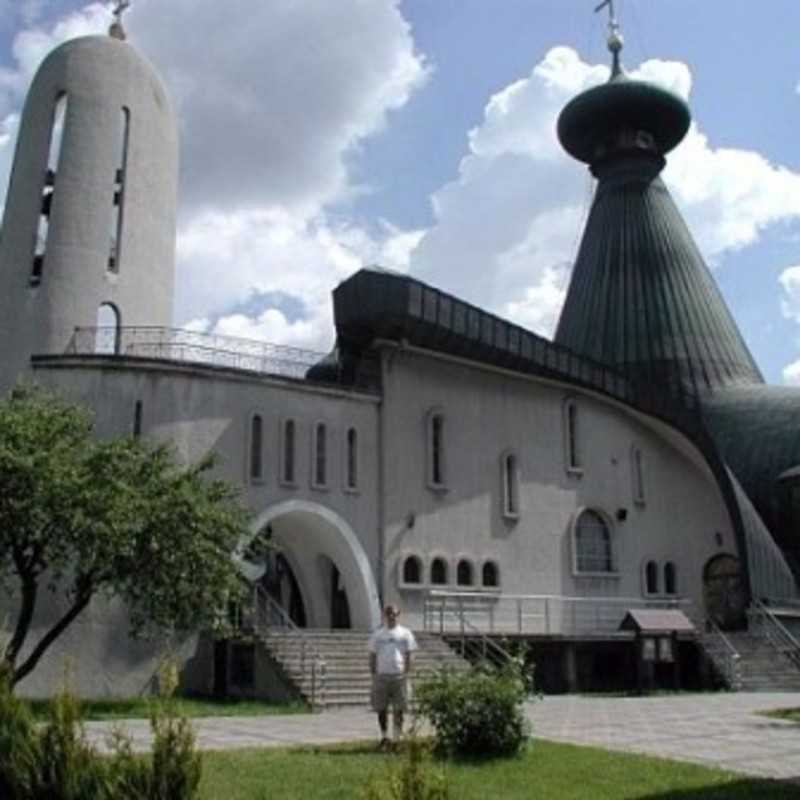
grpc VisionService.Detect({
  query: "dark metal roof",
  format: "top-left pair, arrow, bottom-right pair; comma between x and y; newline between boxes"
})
558,73 -> 690,165
702,385 -> 800,571
554,154 -> 763,396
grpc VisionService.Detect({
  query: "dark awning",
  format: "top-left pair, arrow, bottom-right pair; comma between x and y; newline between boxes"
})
619,609 -> 695,635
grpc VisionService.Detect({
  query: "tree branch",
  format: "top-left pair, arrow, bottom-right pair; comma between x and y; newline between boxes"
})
5,575 -> 37,667
12,589 -> 93,687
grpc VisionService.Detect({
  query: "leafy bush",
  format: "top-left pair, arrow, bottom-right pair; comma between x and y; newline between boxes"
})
415,660 -> 532,758
0,666 -> 42,799
361,733 -> 449,800
0,656 -> 201,800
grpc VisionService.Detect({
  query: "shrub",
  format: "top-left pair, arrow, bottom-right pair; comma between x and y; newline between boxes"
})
0,666 -> 42,799
361,733 -> 449,800
415,660 -> 532,758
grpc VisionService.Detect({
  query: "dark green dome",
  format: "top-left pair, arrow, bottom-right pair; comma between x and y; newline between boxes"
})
557,74 -> 691,165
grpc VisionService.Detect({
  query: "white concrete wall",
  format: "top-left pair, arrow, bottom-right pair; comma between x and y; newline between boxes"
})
0,35 -> 177,392
378,346 -> 737,629
5,360 -> 380,696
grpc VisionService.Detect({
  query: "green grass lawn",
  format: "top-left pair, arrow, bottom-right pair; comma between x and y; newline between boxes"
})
761,707 -> 800,724
199,740 -> 800,800
25,694 -> 308,721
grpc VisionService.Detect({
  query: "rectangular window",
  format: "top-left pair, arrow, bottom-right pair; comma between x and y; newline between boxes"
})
345,427 -> 358,490
108,107 -> 130,273
282,419 -> 295,485
250,414 -> 263,481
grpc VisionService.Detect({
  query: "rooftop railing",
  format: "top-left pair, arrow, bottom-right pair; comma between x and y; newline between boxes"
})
66,326 -> 329,382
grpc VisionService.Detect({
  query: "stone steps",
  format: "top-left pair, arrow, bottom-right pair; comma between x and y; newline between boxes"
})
724,632 -> 800,691
258,629 -> 468,708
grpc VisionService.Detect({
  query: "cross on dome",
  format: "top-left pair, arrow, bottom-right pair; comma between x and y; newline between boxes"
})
109,0 -> 131,40
594,0 -> 624,76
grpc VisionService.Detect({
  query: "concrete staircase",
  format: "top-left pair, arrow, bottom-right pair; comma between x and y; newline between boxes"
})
259,629 -> 469,709
724,631 -> 800,692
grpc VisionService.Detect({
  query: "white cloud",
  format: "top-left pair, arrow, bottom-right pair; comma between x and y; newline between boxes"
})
779,265 -> 800,323
782,359 -> 800,386
129,0 -> 428,217
409,47 -> 800,340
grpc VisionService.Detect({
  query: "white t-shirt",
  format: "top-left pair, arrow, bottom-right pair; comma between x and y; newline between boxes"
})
368,624 -> 418,676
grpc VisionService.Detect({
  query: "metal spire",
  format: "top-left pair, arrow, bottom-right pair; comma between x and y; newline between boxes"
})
109,0 -> 131,40
594,0 -> 624,76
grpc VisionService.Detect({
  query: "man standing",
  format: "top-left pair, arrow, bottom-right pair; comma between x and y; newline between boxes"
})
368,604 -> 417,750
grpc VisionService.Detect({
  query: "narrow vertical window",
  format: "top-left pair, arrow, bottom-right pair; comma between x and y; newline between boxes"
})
502,451 -> 519,518
282,419 -> 295,484
32,93 -> 67,284
345,427 -> 358,490
564,398 -> 581,472
427,409 -> 446,489
632,445 -> 645,504
249,414 -> 263,482
95,303 -> 120,354
402,556 -> 422,585
313,423 -> 327,487
133,400 -> 143,438
108,107 -> 130,273
664,562 -> 677,595
645,560 -> 659,594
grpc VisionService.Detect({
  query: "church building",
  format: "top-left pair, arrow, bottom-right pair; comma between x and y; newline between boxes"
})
1,11 -> 798,698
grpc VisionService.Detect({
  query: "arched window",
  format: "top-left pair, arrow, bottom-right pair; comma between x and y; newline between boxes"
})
249,414 -> 263,482
631,445 -> 645,504
664,562 -> 677,595
402,555 -> 422,585
456,559 -> 473,587
108,107 -> 130,273
282,419 -> 296,485
313,422 -> 327,487
501,451 -> 519,518
427,409 -> 446,489
345,427 -> 358,490
430,558 -> 448,586
482,561 -> 499,588
32,92 -> 67,284
95,303 -> 120,354
574,510 -> 614,573
563,398 -> 581,472
645,560 -> 659,594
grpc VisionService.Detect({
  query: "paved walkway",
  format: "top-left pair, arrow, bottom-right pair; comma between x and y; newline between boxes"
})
85,692 -> 800,781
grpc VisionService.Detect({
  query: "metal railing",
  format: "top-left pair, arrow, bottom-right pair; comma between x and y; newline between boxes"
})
251,585 -> 327,710
423,590 -> 690,638
696,614 -> 741,690
748,598 -> 800,671
66,326 -> 328,381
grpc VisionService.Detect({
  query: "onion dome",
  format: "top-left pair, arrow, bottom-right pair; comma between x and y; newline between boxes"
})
553,28 -> 762,396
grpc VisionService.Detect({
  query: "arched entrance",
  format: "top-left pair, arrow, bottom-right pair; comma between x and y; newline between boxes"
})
703,554 -> 747,630
241,500 -> 380,631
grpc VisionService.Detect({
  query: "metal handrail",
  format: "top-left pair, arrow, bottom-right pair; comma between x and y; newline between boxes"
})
424,590 -> 690,637
252,585 -> 327,710
749,598 -> 800,670
64,325 -> 328,381
699,613 -> 741,690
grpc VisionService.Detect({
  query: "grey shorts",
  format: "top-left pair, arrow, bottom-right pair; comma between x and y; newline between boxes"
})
371,674 -> 408,712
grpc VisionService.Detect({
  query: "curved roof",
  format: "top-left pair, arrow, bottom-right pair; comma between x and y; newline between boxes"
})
702,385 -> 800,568
554,164 -> 763,395
558,74 -> 690,165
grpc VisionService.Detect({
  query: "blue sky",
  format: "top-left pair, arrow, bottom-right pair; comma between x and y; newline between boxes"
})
1,1 -> 800,384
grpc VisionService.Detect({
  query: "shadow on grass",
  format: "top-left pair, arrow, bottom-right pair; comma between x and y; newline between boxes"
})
639,777 -> 800,799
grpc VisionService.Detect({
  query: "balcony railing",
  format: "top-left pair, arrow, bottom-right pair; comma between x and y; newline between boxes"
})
423,590 -> 691,638
66,326 -> 328,381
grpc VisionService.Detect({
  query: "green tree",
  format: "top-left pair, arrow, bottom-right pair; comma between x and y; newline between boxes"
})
0,385 -> 251,687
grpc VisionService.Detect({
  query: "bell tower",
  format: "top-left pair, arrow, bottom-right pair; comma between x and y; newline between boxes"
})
0,6 -> 178,391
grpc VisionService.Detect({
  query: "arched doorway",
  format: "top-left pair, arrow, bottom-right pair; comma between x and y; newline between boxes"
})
703,554 -> 747,630
241,500 -> 380,631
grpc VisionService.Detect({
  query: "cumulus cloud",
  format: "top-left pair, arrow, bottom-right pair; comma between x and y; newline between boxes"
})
410,46 -> 800,339
129,0 -> 428,218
